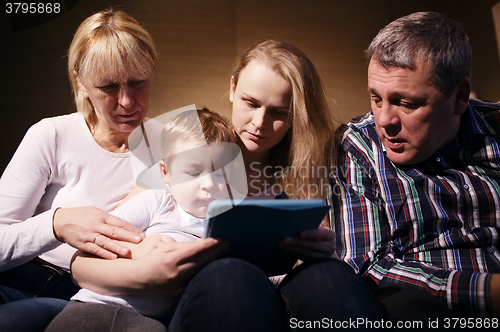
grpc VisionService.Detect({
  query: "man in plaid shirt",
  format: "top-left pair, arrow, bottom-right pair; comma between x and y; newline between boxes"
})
331,11 -> 500,318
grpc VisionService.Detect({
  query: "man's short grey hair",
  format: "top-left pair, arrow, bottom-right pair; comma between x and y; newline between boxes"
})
365,12 -> 472,97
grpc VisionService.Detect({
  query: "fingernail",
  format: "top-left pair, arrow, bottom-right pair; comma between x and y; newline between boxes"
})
134,235 -> 142,241
284,237 -> 293,243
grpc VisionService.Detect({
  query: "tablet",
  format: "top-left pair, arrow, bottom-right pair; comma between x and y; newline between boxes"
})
205,199 -> 330,276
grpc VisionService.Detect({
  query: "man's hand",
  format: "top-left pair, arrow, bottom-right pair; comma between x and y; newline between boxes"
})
130,238 -> 229,291
490,274 -> 500,317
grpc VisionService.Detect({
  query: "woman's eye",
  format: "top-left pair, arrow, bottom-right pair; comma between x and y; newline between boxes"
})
187,172 -> 201,177
130,81 -> 145,89
245,100 -> 259,109
98,84 -> 118,91
271,109 -> 289,117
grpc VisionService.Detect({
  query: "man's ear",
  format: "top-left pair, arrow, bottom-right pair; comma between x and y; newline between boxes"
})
159,160 -> 170,184
74,70 -> 89,99
453,77 -> 471,116
229,76 -> 236,103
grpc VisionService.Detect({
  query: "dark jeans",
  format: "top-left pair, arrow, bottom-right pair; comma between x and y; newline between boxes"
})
0,259 -> 80,301
0,260 -> 80,332
171,257 -> 381,331
47,257 -> 381,332
1,296 -> 68,332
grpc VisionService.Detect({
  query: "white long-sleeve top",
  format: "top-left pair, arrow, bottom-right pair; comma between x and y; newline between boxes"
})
72,189 -> 205,318
0,112 -> 153,272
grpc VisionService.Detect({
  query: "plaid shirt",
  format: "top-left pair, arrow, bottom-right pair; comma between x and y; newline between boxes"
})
330,99 -> 500,317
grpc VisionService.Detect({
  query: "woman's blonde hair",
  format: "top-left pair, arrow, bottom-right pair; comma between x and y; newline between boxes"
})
68,8 -> 157,126
232,40 -> 337,199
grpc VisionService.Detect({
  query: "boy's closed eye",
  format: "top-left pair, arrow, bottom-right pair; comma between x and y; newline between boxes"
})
186,172 -> 201,177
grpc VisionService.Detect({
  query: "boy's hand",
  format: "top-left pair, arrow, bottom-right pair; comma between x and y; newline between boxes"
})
118,234 -> 176,259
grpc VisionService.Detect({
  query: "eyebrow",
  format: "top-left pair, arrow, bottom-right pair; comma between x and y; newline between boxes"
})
92,75 -> 149,86
177,160 -> 204,167
367,86 -> 384,96
240,92 -> 290,110
367,87 -> 428,103
240,92 -> 260,103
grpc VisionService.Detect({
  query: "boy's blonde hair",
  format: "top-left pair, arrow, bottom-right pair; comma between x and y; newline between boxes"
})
161,108 -> 236,160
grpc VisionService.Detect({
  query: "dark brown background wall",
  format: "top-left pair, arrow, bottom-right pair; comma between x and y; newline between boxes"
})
1,0 -> 499,173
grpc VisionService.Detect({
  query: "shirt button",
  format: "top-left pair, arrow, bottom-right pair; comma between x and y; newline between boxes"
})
488,248 -> 494,254
436,157 -> 441,162
464,184 -> 469,190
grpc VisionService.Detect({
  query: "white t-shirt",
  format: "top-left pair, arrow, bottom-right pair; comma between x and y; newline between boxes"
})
0,113 -> 154,272
72,189 -> 205,318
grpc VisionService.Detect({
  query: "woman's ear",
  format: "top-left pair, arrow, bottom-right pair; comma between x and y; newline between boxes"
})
159,160 -> 170,184
74,70 -> 89,98
229,76 -> 236,103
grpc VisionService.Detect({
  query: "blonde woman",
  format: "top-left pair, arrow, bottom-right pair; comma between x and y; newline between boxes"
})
0,8 -> 222,331
230,40 -> 335,201
229,40 -> 337,261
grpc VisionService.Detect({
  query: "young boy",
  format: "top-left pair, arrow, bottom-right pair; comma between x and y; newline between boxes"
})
47,108 -> 243,330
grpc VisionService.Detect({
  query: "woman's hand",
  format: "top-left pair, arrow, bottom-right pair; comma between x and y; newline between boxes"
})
279,223 -> 338,260
52,206 -> 146,259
